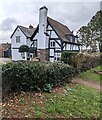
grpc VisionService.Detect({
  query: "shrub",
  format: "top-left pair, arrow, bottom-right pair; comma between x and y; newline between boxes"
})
74,53 -> 101,73
61,51 -> 78,66
19,45 -> 29,52
2,61 -> 74,95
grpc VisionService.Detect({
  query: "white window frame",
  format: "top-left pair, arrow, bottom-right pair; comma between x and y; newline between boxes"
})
54,52 -> 61,61
16,36 -> 20,43
50,41 -> 55,47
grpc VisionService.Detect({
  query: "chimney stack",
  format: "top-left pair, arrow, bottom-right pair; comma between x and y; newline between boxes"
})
37,6 -> 49,61
38,6 -> 48,49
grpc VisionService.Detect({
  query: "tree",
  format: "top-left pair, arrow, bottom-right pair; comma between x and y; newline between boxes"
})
77,26 -> 91,51
88,10 -> 102,52
77,10 -> 102,52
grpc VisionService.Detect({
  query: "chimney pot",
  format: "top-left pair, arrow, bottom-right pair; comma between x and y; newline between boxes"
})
29,24 -> 33,29
40,6 -> 48,10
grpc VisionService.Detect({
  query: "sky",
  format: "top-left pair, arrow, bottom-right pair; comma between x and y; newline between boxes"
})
0,0 -> 101,43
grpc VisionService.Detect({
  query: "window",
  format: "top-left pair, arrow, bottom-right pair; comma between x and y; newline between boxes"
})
70,36 -> 73,42
57,53 -> 61,57
55,53 -> 61,57
54,52 -> 61,61
72,36 -> 75,43
16,36 -> 20,43
75,37 -> 78,43
50,41 -> 55,47
54,56 -> 60,61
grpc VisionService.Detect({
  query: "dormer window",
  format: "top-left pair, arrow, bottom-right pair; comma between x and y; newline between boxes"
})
65,34 -> 70,40
16,36 -> 20,43
71,36 -> 75,43
65,34 -> 76,43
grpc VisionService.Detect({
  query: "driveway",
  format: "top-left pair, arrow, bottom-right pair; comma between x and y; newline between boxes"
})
0,58 -> 11,64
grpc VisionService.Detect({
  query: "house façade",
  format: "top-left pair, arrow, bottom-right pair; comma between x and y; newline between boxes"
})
10,25 -> 35,61
11,6 -> 81,62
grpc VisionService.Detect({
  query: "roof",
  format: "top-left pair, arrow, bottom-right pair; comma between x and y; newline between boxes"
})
10,25 -> 35,38
31,17 -> 78,43
47,17 -> 72,42
1,43 -> 11,51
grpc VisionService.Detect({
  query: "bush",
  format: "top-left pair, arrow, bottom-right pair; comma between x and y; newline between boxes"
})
19,45 -> 29,52
2,61 -> 74,95
61,51 -> 78,66
74,53 -> 101,73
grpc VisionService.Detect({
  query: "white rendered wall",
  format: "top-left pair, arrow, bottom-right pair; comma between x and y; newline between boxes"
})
50,49 -> 54,56
26,38 -> 31,47
12,49 -> 27,61
11,27 -> 29,61
33,33 -> 38,41
47,25 -> 52,30
49,58 -> 54,62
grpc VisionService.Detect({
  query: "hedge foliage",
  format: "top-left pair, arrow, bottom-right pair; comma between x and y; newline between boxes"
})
61,51 -> 78,65
2,61 -> 74,95
61,51 -> 101,74
74,53 -> 101,73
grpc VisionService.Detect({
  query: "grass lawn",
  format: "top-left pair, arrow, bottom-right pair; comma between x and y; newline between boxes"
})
2,83 -> 101,118
80,66 -> 102,84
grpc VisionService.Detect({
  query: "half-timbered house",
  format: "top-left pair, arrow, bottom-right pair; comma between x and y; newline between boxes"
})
11,6 -> 81,62
30,6 -> 81,62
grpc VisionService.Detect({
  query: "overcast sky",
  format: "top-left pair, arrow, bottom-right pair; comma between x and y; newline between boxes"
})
0,0 -> 101,43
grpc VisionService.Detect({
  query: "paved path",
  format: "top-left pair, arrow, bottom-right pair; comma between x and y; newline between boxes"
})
72,77 -> 101,91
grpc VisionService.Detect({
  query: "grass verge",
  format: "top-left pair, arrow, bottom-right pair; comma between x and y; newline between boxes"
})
80,66 -> 102,84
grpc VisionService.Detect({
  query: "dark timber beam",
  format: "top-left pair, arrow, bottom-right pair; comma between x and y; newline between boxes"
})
62,43 -> 67,49
50,38 -> 60,40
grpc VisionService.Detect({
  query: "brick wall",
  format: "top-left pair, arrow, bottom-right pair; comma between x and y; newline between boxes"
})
0,47 -> 4,57
37,49 -> 49,62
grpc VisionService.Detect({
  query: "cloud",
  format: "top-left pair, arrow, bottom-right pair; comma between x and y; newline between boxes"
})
47,2 -> 100,31
0,18 -> 19,43
0,1 -> 100,43
0,18 -> 19,31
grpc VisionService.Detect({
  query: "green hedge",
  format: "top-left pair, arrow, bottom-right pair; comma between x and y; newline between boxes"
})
61,51 -> 78,65
2,61 -> 74,95
74,53 -> 101,73
61,51 -> 101,74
